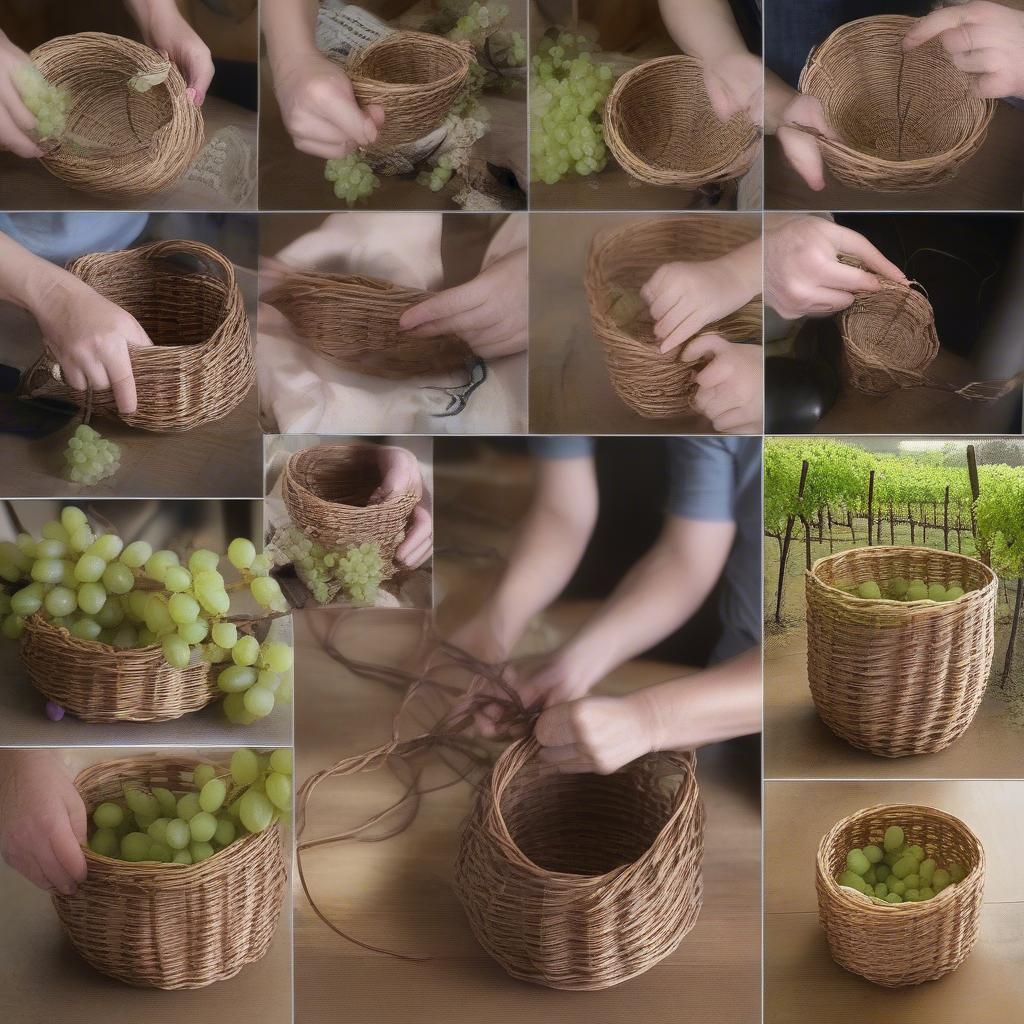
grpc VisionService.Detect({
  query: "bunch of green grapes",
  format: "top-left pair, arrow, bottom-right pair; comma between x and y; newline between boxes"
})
13,63 -> 69,141
530,32 -> 614,185
417,153 -> 455,192
836,823 -> 967,904
851,578 -> 969,602
63,424 -> 120,486
87,749 -> 293,865
325,154 -> 380,206
335,542 -> 384,605
448,2 -> 510,44
272,525 -> 385,606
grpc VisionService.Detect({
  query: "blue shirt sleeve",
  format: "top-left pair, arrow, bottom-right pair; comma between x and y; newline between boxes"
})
530,436 -> 596,459
666,438 -> 738,522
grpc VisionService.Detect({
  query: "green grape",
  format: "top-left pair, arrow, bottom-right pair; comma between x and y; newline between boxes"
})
168,593 -> 200,625
227,538 -> 256,570
76,582 -> 106,616
176,792 -> 201,822
111,624 -> 139,649
74,554 -> 106,584
41,521 -> 69,542
232,635 -> 260,666
904,888 -> 921,901
217,665 -> 257,693
189,841 -> 215,863
60,506 -> 87,533
193,763 -> 217,789
96,562 -> 131,596
250,575 -> 284,609
14,63 -> 69,139
89,828 -> 119,857
883,826 -> 904,852
70,618 -> 102,641
199,778 -> 227,814
857,581 -> 881,599
908,844 -> 925,862
164,565 -> 192,593
213,818 -> 235,847
162,635 -> 191,669
11,584 -> 44,616
146,818 -> 170,844
919,858 -> 936,883
68,525 -> 94,553
62,427 -> 122,485
204,643 -> 230,664
243,685 -> 275,719
231,749 -> 260,786
873,882 -> 888,898
249,553 -> 271,577
261,642 -> 293,673
31,558 -> 64,584
888,879 -> 906,896
212,622 -> 237,648
846,848 -> 870,876
904,873 -> 920,889
178,619 -> 209,645
124,785 -> 159,819
189,812 -> 217,843
145,549 -> 179,583
152,787 -> 177,816
324,154 -> 381,206
188,549 -> 220,573
945,585 -> 965,600
875,863 -> 890,882
2,615 -> 25,639
949,862 -> 966,883
239,789 -> 274,834
93,802 -> 124,829
37,538 -> 67,559
145,596 -> 175,635
269,749 -> 293,776
265,772 -> 291,811
120,540 -> 153,569
919,886 -> 935,900
838,869 -> 867,892
95,597 -> 124,628
223,691 -> 257,725
257,670 -> 281,692
120,832 -> 152,862
148,843 -> 172,863
884,892 -> 903,904
172,850 -> 193,865
165,818 -> 191,850
891,855 -> 918,879
88,534 -> 123,562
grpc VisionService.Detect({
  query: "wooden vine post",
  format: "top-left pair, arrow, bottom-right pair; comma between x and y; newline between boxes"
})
866,470 -> 875,547
943,486 -> 950,551
774,459 -> 808,624
967,444 -> 981,549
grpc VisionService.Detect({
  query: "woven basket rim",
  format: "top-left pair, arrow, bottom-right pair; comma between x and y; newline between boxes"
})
284,444 -> 415,515
24,612 -> 199,664
349,30 -> 473,94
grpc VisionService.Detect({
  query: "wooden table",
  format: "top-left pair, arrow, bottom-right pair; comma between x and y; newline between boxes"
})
765,780 -> 1024,1022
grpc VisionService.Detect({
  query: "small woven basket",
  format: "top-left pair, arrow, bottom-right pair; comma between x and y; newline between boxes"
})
585,215 -> 761,419
21,239 -> 253,432
281,443 -> 417,568
806,547 -> 997,758
347,31 -> 473,147
797,15 -> 994,192
54,755 -> 287,989
816,803 -> 985,987
603,55 -> 759,189
262,272 -> 473,379
454,739 -> 705,990
20,614 -> 214,723
32,32 -> 204,198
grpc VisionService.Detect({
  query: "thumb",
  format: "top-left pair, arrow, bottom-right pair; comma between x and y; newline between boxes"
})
534,702 -> 577,748
681,332 -> 729,364
704,72 -> 738,122
778,127 -> 827,191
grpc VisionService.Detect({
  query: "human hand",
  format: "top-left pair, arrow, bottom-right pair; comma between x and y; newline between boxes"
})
0,31 -> 46,158
447,608 -> 515,665
776,93 -> 840,192
686,335 -> 762,434
0,750 -> 88,895
703,50 -> 763,126
398,246 -> 528,359
129,1 -> 214,105
370,445 -> 432,569
764,216 -> 907,320
903,1 -> 1024,99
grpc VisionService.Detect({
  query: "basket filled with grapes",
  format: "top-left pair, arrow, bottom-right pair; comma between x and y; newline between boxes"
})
24,32 -> 203,198
602,55 -> 759,190
21,239 -> 253,434
345,30 -> 473,147
56,750 -> 290,989
816,804 -> 985,987
584,215 -> 762,420
454,739 -> 705,991
806,546 -> 997,758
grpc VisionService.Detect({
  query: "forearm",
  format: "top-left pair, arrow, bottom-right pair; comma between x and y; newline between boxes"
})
123,0 -> 187,34
723,238 -> 763,303
764,69 -> 797,133
263,0 -> 320,75
0,231 -> 81,321
658,0 -> 750,60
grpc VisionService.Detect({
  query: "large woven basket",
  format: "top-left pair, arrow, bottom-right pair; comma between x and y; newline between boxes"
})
816,803 -> 985,987
603,55 -> 759,189
281,443 -> 417,568
347,31 -> 472,147
585,215 -> 762,419
798,15 -> 994,192
21,239 -> 253,432
54,755 -> 287,989
20,614 -> 214,723
806,547 -> 997,758
32,32 -> 204,198
262,271 -> 473,379
454,739 -> 705,990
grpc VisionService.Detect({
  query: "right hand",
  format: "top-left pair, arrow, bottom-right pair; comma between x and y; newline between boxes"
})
776,93 -> 840,192
0,750 -> 88,896
0,31 -> 46,158
764,216 -> 907,320
274,51 -> 384,158
447,608 -> 514,666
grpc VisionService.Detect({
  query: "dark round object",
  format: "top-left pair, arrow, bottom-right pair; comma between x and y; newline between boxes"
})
765,356 -> 838,433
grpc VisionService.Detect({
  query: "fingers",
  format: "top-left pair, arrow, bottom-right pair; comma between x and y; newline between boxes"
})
367,104 -> 386,129
831,226 -> 907,284
806,286 -> 856,312
295,136 -> 360,160
49,822 -> 87,889
399,280 -> 485,332
406,301 -> 500,339
778,127 -> 827,191
32,836 -> 78,895
0,103 -> 43,158
536,743 -> 593,774
396,506 -> 432,568
972,70 -> 1016,99
680,332 -> 730,364
902,7 -> 976,50
711,405 -> 759,433
105,344 -> 139,417
184,46 -> 215,105
821,262 -> 885,295
694,352 -> 734,389
534,703 -> 577,748
640,265 -> 668,303
464,327 -> 527,359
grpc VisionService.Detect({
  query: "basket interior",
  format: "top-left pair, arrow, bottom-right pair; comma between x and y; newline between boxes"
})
358,38 -> 460,86
78,758 -> 202,811
813,547 -> 990,594
843,287 -> 936,372
293,446 -> 382,508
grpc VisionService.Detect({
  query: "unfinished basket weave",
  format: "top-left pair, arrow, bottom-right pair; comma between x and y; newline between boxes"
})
262,272 -> 473,379
603,55 -> 759,189
20,614 -> 214,723
454,738 -> 705,990
281,443 -> 417,568
806,547 -> 997,758
797,15 -> 994,192
21,239 -> 253,432
585,215 -> 761,419
54,755 -> 287,989
816,803 -> 985,987
32,32 -> 204,198
347,31 -> 472,147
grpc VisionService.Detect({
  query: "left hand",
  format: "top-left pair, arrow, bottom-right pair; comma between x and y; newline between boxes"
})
686,335 -> 763,434
398,246 -> 528,360
903,1 -> 1024,100
131,1 -> 215,105
703,50 -> 763,126
370,445 -> 432,569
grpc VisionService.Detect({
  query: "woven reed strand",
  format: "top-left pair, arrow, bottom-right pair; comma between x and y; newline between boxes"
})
53,756 -> 287,989
281,443 -> 417,568
347,31 -> 472,147
584,215 -> 762,419
20,613 -> 214,722
454,738 -> 705,991
603,55 -> 759,188
21,240 -> 254,432
797,15 -> 994,192
32,32 -> 203,198
262,272 -> 473,379
816,803 -> 985,987
806,547 -> 997,758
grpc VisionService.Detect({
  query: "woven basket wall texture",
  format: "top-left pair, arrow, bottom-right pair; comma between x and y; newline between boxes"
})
32,32 -> 204,198
806,546 -> 997,757
585,214 -> 761,419
454,739 -> 705,990
54,756 -> 288,989
816,803 -> 985,986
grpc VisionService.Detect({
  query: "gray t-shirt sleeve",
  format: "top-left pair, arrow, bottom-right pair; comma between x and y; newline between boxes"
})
666,438 -> 737,522
530,436 -> 596,459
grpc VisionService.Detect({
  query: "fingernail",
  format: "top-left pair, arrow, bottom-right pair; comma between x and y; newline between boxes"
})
186,87 -> 197,103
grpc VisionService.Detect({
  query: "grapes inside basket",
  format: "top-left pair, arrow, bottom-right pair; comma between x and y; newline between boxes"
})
844,577 -> 974,602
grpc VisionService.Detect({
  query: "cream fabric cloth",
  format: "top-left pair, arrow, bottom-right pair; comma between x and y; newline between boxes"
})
258,212 -> 527,434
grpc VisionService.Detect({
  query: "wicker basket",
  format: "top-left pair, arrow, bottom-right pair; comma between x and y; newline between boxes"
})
21,239 -> 254,432
585,215 -> 761,419
32,32 -> 204,198
806,547 -> 997,758
262,271 -> 473,379
454,739 -> 705,990
347,31 -> 472,147
54,755 -> 287,989
816,803 -> 985,987
281,443 -> 417,569
797,15 -> 994,192
20,614 -> 215,723
603,55 -> 759,189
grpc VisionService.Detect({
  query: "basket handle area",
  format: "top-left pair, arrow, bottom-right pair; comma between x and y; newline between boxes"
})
140,238 -> 238,293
